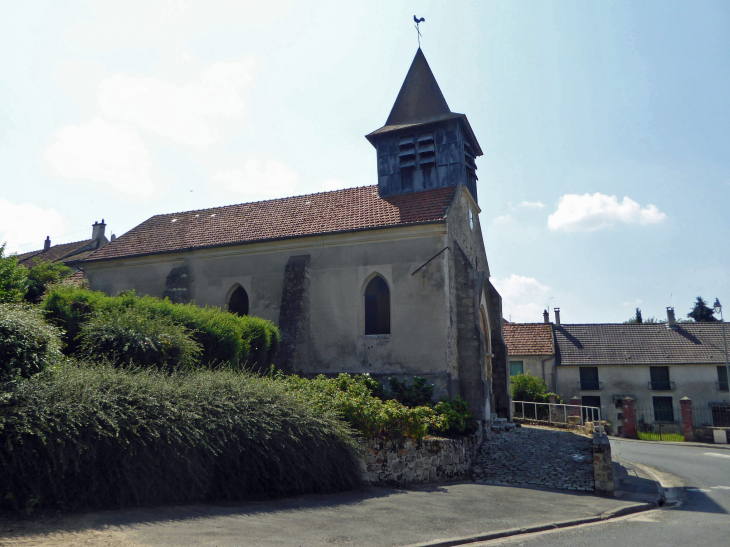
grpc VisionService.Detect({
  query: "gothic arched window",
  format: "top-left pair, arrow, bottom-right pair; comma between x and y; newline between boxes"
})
365,276 -> 390,335
228,286 -> 249,316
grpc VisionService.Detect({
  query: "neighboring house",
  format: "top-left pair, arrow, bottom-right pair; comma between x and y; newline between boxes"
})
503,319 -> 556,391
15,220 -> 110,272
79,48 -> 510,420
554,308 -> 730,430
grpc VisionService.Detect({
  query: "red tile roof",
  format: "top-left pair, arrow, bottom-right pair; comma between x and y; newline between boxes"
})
86,185 -> 457,262
16,240 -> 93,268
504,323 -> 555,356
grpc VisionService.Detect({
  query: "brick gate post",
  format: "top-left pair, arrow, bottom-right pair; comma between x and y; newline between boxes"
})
680,397 -> 694,442
569,396 -> 581,417
622,397 -> 637,439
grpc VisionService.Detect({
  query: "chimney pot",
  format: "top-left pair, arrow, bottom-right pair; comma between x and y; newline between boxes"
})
543,309 -> 549,324
554,307 -> 561,325
43,236 -> 51,251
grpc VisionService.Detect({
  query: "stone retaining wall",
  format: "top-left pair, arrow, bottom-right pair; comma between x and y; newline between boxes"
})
358,428 -> 482,485
593,432 -> 614,495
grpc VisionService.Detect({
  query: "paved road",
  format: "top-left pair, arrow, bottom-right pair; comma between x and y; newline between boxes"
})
474,439 -> 730,547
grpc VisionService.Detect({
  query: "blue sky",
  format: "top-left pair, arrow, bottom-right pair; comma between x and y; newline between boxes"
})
1,0 -> 728,323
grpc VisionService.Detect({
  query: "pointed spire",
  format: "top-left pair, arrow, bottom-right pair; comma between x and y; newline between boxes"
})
385,48 -> 452,126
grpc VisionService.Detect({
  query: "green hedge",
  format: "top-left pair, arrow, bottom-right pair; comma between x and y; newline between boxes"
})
41,288 -> 279,371
78,307 -> 203,370
0,304 -> 63,381
0,364 -> 360,514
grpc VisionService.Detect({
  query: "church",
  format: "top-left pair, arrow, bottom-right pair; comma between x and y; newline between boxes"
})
82,48 -> 510,421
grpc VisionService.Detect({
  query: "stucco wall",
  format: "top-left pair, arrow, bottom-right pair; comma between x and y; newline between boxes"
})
85,224 -> 461,398
510,354 -> 556,391
557,364 -> 729,424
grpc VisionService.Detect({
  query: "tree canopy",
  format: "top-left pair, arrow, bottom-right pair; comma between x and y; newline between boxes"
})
687,296 -> 718,322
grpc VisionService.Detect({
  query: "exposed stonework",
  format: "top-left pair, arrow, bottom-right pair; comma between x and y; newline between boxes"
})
162,264 -> 191,304
593,432 -> 614,495
358,429 -> 482,485
275,255 -> 311,373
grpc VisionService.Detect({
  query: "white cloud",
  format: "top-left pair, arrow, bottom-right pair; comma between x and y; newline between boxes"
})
491,274 -> 551,323
214,159 -> 299,201
98,60 -> 255,149
0,199 -> 65,254
491,214 -> 512,225
548,193 -> 666,232
44,117 -> 155,197
518,201 -> 545,209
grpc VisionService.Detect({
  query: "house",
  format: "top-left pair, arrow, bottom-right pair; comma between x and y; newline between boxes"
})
504,307 -> 730,430
503,316 -> 556,390
15,220 -> 110,273
79,48 -> 510,420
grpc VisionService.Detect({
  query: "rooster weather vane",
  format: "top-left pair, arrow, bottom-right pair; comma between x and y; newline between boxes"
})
414,15 -> 425,47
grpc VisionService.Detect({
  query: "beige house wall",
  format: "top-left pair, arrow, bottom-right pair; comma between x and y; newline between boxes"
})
557,364 -> 729,424
509,354 -> 556,392
84,223 -> 457,396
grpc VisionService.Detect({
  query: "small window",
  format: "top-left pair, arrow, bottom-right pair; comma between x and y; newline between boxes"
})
228,286 -> 249,316
365,276 -> 390,335
649,366 -> 671,390
718,366 -> 729,392
509,361 -> 524,376
469,209 -> 474,230
579,367 -> 600,390
652,396 -> 675,422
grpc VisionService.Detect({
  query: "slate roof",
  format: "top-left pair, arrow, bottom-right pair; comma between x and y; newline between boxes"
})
86,185 -> 457,263
16,240 -> 94,267
365,48 -> 483,155
504,323 -> 554,356
554,323 -> 730,366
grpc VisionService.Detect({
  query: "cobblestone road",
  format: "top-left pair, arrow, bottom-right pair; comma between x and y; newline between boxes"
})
472,425 -> 595,492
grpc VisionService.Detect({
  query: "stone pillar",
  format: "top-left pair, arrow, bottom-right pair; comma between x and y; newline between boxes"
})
680,397 -> 694,442
621,397 -> 637,439
593,432 -> 614,496
569,396 -> 581,417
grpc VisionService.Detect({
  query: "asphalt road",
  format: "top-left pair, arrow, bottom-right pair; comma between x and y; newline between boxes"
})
476,439 -> 730,547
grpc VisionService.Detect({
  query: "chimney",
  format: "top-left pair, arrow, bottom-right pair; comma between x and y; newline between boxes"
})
43,236 -> 51,251
111,233 -> 116,242
666,307 -> 677,329
554,308 -> 561,325
92,219 -> 106,242
543,309 -> 549,324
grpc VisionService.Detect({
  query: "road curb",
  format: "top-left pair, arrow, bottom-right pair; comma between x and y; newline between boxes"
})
611,437 -> 730,450
402,503 -> 656,547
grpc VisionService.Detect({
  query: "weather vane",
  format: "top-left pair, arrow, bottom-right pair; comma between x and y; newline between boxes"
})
414,15 -> 425,48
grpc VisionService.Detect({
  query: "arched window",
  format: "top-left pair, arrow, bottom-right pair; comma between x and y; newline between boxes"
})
365,276 -> 390,335
228,286 -> 249,316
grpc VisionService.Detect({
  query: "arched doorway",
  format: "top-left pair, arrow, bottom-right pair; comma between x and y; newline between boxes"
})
364,275 -> 390,335
228,286 -> 249,316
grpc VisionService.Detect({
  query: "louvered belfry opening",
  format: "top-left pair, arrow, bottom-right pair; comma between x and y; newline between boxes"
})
364,276 -> 390,335
228,286 -> 249,316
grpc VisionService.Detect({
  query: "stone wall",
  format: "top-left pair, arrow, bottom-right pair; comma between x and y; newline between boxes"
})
359,429 -> 482,485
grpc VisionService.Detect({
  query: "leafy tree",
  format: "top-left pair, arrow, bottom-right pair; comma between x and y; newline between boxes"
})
0,243 -> 28,303
626,308 -> 643,324
688,296 -> 718,322
24,261 -> 72,303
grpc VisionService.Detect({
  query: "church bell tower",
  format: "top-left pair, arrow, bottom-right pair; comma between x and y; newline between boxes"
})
366,48 -> 483,202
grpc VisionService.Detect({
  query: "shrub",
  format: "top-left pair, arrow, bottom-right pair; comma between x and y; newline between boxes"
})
78,307 -> 202,370
24,261 -> 72,303
0,244 -> 28,303
0,364 -> 360,514
41,287 -> 279,370
277,373 -> 476,440
510,372 -> 550,403
0,304 -> 63,381
388,376 -> 434,407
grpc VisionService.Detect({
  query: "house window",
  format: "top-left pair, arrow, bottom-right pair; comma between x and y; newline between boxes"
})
718,366 -> 729,392
228,286 -> 249,316
653,396 -> 675,422
649,366 -> 673,390
365,276 -> 390,335
509,361 -> 524,376
581,396 -> 602,422
579,367 -> 601,390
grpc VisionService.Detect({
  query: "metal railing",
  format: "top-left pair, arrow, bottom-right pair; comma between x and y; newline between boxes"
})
511,400 -> 604,434
577,381 -> 604,390
647,381 -> 676,391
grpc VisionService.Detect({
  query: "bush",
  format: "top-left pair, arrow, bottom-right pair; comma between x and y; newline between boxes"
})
78,307 -> 202,370
41,287 -> 279,370
24,261 -> 72,303
388,376 -> 434,407
0,304 -> 63,381
277,373 -> 476,440
510,372 -> 550,403
0,364 -> 360,514
0,244 -> 28,304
